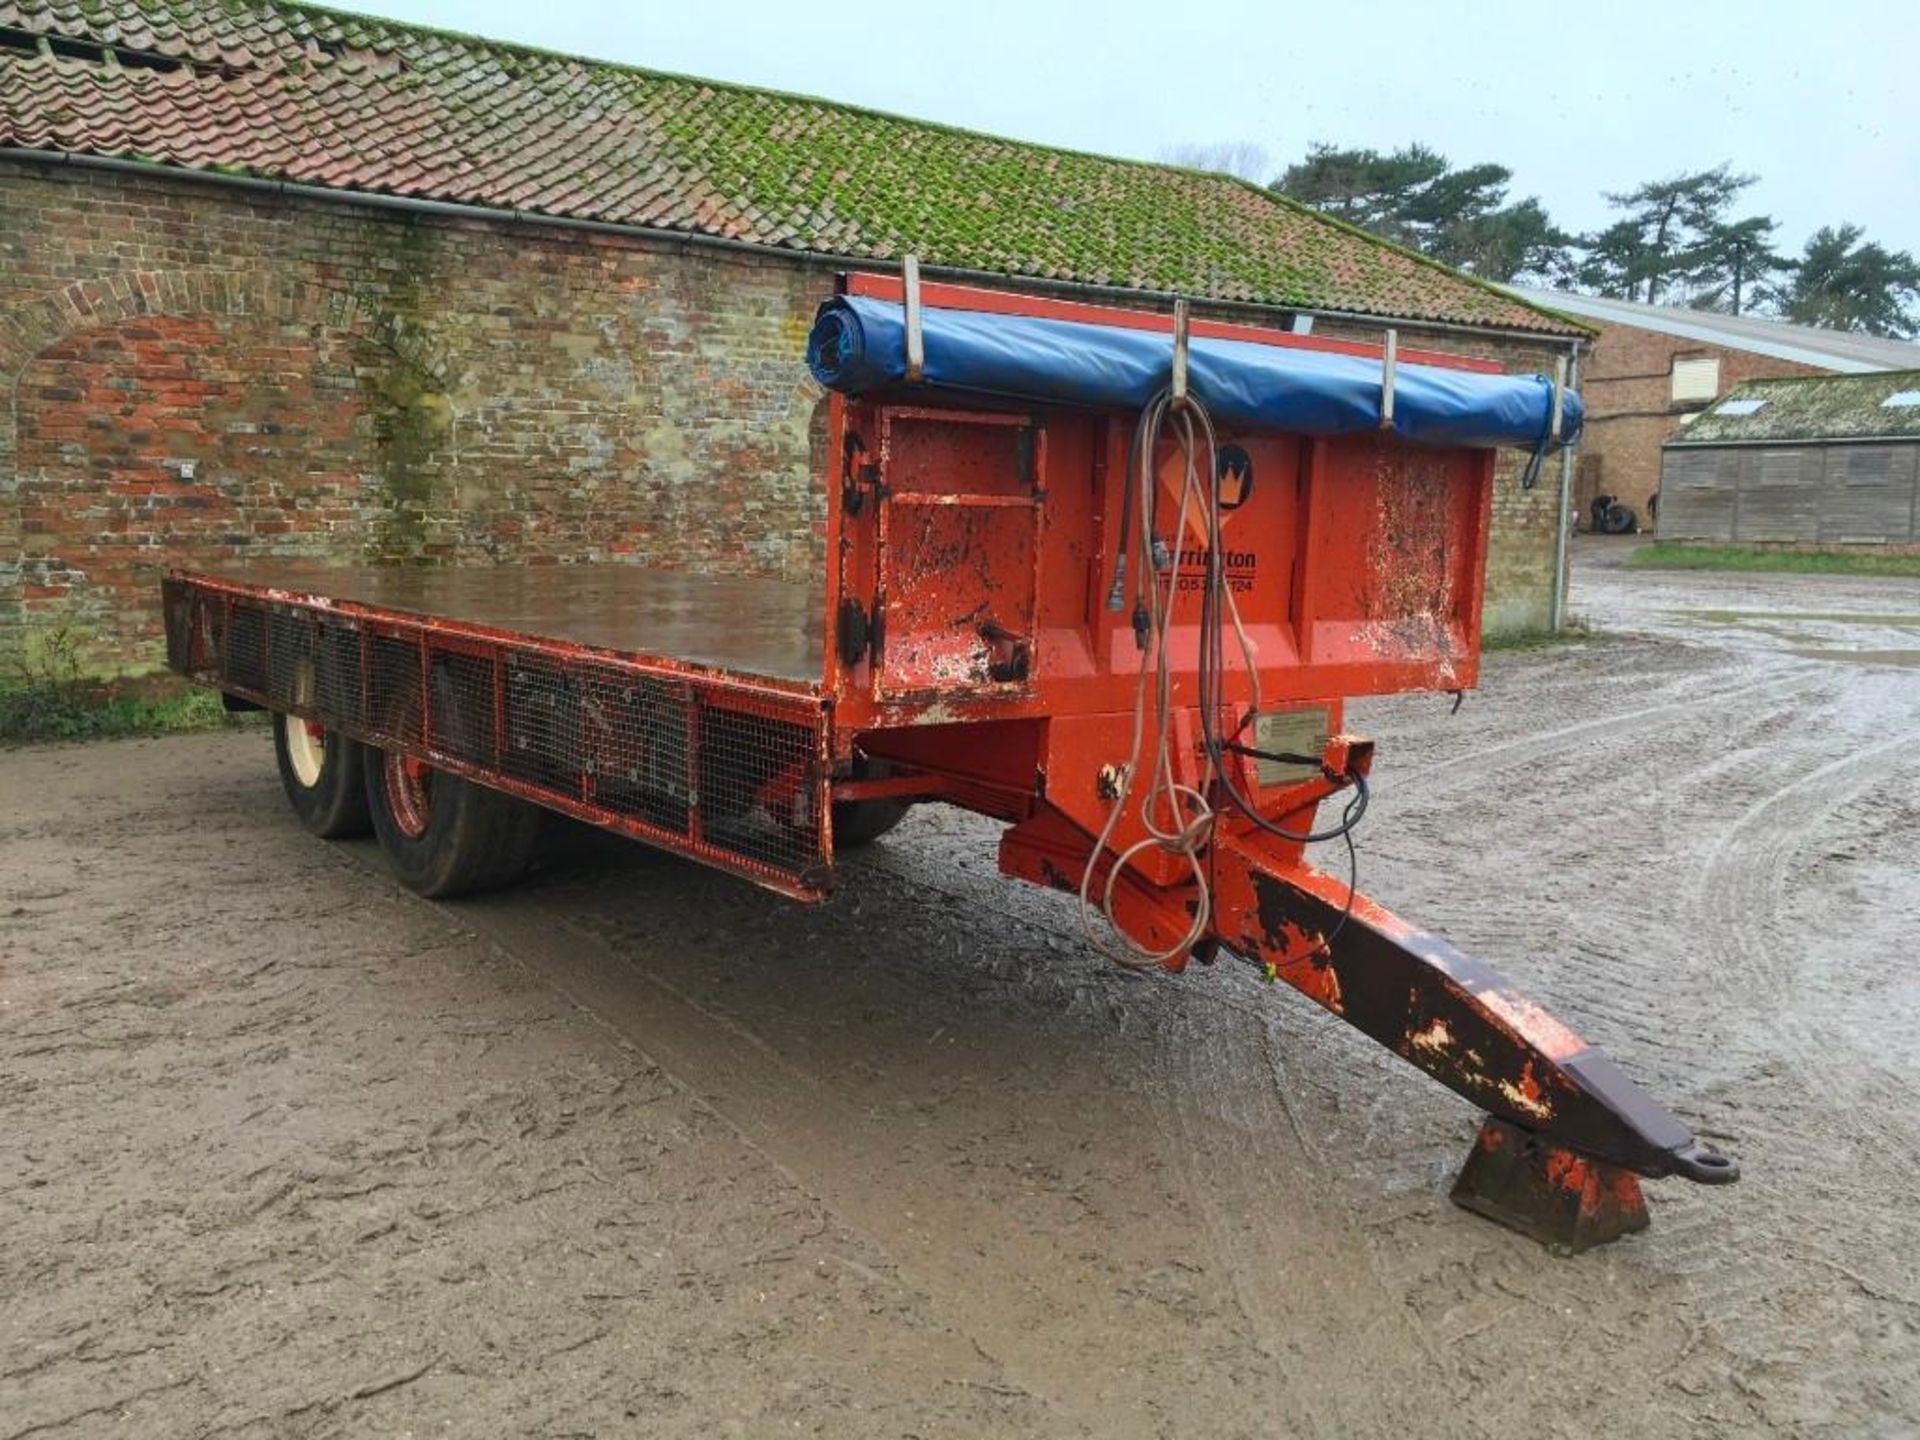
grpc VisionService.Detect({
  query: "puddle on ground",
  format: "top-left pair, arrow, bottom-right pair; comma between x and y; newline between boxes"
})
1784,648 -> 1920,670
1665,609 -> 1920,627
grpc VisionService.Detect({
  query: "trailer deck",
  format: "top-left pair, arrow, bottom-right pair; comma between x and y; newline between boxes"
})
190,562 -> 827,688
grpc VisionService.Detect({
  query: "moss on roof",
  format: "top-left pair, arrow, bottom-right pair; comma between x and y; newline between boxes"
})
1674,370 -> 1920,444
0,0 -> 1583,335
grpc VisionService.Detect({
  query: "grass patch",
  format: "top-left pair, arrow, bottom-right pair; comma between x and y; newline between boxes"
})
1,623 -> 237,744
1628,542 -> 1920,578
0,681 -> 231,744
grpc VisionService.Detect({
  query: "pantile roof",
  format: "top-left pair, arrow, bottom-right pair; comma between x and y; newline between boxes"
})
0,0 -> 1583,336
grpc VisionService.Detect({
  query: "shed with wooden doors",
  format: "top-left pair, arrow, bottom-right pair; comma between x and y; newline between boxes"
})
1658,371 -> 1920,548
1503,285 -> 1920,536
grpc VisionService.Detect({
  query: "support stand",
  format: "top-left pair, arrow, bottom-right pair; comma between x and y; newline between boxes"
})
1451,1115 -> 1650,1254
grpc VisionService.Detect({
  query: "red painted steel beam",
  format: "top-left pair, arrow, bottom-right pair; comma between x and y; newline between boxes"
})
1209,830 -> 1739,1185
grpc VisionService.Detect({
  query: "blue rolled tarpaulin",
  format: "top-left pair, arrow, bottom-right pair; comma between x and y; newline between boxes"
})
806,294 -> 1582,450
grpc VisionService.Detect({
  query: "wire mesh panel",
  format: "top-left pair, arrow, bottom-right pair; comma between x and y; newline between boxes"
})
313,617 -> 366,730
430,649 -> 499,770
187,590 -> 227,683
226,603 -> 267,695
501,652 -> 577,793
366,633 -> 426,751
264,610 -> 314,712
163,572 -> 832,899
575,664 -> 692,837
697,697 -> 824,874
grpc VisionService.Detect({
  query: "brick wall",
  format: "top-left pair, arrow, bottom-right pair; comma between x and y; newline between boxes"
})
1,158 -> 1577,671
1578,319 -> 1826,528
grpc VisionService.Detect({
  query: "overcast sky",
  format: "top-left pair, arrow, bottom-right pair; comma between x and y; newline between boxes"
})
356,0 -> 1916,257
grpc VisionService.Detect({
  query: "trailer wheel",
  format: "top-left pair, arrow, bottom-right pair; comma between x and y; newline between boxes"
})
365,745 -> 542,898
832,797 -> 910,848
831,759 -> 912,849
273,711 -> 371,838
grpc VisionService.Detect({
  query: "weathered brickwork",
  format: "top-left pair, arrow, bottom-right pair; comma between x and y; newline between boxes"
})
1578,321 -> 1824,528
1,158 -> 1575,670
16,315 -> 374,647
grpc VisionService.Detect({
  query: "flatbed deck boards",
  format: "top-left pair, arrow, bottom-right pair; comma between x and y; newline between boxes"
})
198,563 -> 826,688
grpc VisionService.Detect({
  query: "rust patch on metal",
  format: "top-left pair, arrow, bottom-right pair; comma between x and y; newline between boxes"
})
1409,1016 -> 1455,1055
1452,1115 -> 1650,1252
1477,987 -> 1589,1065
1497,1059 -> 1555,1122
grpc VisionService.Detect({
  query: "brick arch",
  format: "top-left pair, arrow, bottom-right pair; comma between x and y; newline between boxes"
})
1,269 -> 452,666
0,267 -> 449,498
0,267 -> 449,386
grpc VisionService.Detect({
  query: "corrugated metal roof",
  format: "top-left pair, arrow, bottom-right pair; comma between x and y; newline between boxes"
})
0,0 -> 1585,336
1668,370 -> 1920,444
1504,285 -> 1920,372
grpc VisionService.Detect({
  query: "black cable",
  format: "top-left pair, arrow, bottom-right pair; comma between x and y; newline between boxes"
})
1179,388 -> 1367,846
1518,409 -> 1555,491
1235,816 -> 1359,982
1107,411 -> 1144,613
1305,823 -> 1360,964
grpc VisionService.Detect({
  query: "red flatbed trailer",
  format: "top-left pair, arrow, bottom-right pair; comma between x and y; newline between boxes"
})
163,273 -> 1737,1250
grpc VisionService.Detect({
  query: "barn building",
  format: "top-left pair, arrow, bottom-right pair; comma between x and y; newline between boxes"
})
1506,285 -> 1920,536
1660,371 -> 1920,549
0,0 -> 1589,675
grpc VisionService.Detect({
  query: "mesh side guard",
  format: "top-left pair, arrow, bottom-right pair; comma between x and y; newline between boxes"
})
165,574 -> 833,901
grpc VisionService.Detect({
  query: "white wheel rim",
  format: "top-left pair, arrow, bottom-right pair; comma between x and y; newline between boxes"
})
285,714 -> 327,788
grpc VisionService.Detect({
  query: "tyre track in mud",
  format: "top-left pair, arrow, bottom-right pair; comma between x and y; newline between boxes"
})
485,844 -> 1649,1440
1391,664 -> 1810,796
1677,715 -> 1920,1365
1357,659 -> 1817,1122
444,552 -> 1916,1438
1347,553 -> 1920,1434
1,750 -> 1072,1440
436,841 -> 1444,1440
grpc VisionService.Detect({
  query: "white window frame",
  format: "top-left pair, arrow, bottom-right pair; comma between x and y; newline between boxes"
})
1671,355 -> 1722,405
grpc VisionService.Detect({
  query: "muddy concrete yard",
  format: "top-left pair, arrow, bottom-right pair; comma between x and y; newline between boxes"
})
4,539 -> 1918,1439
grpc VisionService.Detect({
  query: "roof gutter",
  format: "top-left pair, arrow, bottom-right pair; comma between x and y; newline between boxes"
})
0,147 -> 1589,349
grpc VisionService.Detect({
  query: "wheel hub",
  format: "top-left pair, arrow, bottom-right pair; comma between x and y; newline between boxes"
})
285,715 -> 327,788
383,750 -> 435,840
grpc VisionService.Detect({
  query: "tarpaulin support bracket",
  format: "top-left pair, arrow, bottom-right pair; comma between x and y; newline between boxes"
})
903,253 -> 925,384
1379,327 -> 1398,430
1171,297 -> 1191,404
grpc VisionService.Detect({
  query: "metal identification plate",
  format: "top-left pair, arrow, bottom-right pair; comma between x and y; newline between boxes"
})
1250,706 -> 1330,788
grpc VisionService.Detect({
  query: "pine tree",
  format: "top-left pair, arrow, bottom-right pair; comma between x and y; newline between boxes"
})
1782,225 -> 1920,337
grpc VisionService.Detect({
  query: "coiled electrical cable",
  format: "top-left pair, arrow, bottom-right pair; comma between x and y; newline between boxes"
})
1080,382 -> 1369,970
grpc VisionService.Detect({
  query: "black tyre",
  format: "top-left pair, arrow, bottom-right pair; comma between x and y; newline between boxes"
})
832,796 -> 910,848
273,711 -> 371,838
831,759 -> 912,850
365,744 -> 543,899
